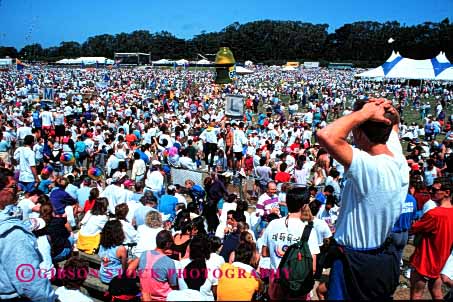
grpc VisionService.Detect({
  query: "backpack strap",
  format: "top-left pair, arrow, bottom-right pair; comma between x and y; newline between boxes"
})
301,221 -> 314,242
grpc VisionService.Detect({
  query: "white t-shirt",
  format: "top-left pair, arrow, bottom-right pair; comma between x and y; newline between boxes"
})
100,184 -> 133,214
41,111 -> 53,127
219,202 -> 237,224
304,112 -> 313,124
134,226 -> 164,258
177,258 -> 217,301
233,129 -> 247,153
175,193 -> 187,206
18,198 -> 38,220
79,212 -> 108,236
263,217 -> 320,270
120,219 -> 138,244
145,170 -> 164,193
167,289 -> 206,301
312,218 -> 332,246
335,146 -> 407,249
37,235 -> 54,279
14,146 -> 36,182
207,253 -> 225,271
55,287 -> 93,302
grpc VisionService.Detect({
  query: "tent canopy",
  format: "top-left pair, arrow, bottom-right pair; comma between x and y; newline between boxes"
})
196,59 -> 211,65
56,57 -> 114,64
152,59 -> 173,64
282,66 -> 297,72
175,59 -> 189,66
356,51 -> 453,80
235,66 -> 254,74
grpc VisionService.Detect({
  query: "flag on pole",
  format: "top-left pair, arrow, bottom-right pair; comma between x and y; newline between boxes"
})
16,59 -> 27,71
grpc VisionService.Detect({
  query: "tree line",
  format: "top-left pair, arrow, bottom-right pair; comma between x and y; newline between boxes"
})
0,19 -> 452,67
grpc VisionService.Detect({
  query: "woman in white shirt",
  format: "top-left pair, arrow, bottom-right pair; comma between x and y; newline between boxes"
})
115,203 -> 138,245
134,211 -> 164,258
77,198 -> 109,254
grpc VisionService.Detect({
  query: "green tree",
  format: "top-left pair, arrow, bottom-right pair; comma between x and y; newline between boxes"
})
0,46 -> 18,58
58,41 -> 81,58
19,43 -> 44,61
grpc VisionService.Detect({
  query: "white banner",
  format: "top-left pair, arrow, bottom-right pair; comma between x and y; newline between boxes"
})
171,168 -> 206,186
225,95 -> 244,118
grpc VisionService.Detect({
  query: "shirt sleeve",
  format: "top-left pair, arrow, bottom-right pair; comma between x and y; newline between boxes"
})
166,258 -> 177,286
410,211 -> 438,234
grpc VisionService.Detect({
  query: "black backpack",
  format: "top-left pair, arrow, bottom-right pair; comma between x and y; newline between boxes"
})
277,220 -> 314,297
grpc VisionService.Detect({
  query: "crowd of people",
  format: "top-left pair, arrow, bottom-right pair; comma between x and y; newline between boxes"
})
0,64 -> 452,301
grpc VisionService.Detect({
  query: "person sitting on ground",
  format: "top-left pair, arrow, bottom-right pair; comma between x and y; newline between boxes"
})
49,176 -> 78,218
115,203 -> 138,245
99,220 -> 129,284
130,230 -> 178,301
170,216 -> 192,261
132,193 -> 158,227
134,211 -> 164,258
77,198 -> 109,254
83,187 -> 99,213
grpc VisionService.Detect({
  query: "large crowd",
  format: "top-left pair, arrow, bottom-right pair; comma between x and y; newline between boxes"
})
0,64 -> 452,301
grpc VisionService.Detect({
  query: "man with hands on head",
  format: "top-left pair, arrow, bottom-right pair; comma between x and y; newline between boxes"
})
316,98 -> 408,300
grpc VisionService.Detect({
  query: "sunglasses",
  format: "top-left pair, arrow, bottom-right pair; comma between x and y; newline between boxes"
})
430,188 -> 443,194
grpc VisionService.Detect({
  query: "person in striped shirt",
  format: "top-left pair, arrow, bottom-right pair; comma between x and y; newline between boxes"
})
256,181 -> 280,219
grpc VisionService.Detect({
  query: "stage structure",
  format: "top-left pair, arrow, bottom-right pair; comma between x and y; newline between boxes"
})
114,53 -> 151,65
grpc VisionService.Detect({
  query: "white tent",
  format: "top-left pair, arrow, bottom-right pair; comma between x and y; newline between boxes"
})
56,57 -> 114,64
235,66 -> 254,74
152,59 -> 173,64
76,57 -> 114,64
356,51 -> 452,80
282,66 -> 297,72
436,67 -> 453,81
196,59 -> 211,65
175,59 -> 189,66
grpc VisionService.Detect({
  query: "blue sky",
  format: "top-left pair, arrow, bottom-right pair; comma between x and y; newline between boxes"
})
0,0 -> 451,50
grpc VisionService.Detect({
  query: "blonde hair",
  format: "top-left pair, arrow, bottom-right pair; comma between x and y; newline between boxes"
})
145,211 -> 162,228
